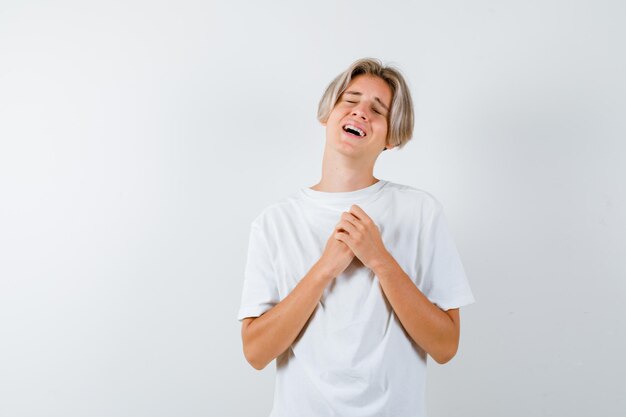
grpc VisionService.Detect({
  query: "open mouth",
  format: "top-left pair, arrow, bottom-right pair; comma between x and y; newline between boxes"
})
342,124 -> 366,138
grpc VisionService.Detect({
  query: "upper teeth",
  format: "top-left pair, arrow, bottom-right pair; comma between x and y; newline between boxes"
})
344,124 -> 365,137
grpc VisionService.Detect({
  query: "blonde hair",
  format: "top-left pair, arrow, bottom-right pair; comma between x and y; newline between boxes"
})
317,57 -> 414,150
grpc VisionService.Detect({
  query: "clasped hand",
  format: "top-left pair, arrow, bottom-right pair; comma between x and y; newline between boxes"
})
333,204 -> 389,270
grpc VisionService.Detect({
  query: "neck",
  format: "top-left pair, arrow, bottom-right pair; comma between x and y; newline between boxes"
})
310,147 -> 379,192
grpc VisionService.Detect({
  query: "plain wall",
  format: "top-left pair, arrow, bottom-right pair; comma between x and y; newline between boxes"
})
1,0 -> 625,416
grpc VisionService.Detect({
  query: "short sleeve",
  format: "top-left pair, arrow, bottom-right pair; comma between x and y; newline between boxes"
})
236,220 -> 280,322
418,201 -> 476,311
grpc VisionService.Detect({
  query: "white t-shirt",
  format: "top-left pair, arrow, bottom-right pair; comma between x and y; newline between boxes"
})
237,179 -> 476,417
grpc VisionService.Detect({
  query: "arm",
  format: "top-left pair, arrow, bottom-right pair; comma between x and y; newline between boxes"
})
371,253 -> 460,364
241,220 -> 355,371
241,261 -> 332,370
334,204 -> 463,365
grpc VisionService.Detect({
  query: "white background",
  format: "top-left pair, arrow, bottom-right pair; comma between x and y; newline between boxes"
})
1,1 -> 625,416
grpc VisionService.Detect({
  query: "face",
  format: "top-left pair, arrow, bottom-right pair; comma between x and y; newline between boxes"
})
322,74 -> 394,156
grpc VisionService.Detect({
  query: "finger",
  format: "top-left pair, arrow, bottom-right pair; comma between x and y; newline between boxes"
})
346,212 -> 366,231
334,230 -> 351,245
337,219 -> 358,236
338,212 -> 358,231
336,214 -> 357,230
341,211 -> 362,229
350,204 -> 378,227
349,204 -> 372,224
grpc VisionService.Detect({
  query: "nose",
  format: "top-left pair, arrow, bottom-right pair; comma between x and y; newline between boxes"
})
351,102 -> 369,120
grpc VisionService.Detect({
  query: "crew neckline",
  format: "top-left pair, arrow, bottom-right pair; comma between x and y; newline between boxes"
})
300,179 -> 388,204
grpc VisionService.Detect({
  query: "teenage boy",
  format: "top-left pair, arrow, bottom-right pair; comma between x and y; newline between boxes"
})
237,57 -> 476,417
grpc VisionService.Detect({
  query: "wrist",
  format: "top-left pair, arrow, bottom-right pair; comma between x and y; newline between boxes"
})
311,261 -> 334,284
370,251 -> 395,275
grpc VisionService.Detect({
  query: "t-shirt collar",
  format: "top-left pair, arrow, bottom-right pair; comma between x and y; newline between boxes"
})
300,179 -> 388,205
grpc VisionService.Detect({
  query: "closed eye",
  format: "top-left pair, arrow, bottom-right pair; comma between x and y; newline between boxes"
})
345,99 -> 383,115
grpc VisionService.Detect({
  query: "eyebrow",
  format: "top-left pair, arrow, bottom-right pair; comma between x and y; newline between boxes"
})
343,91 -> 389,113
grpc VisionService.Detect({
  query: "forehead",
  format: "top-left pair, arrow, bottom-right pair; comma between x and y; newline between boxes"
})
344,74 -> 392,106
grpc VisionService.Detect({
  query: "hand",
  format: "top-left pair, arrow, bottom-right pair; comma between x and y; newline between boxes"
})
316,223 -> 356,281
333,204 -> 390,270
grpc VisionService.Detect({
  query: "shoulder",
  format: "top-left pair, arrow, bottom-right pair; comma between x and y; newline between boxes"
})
382,180 -> 444,214
249,192 -> 302,230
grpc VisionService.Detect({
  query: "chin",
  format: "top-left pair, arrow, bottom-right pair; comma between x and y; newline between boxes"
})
334,140 -> 363,156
